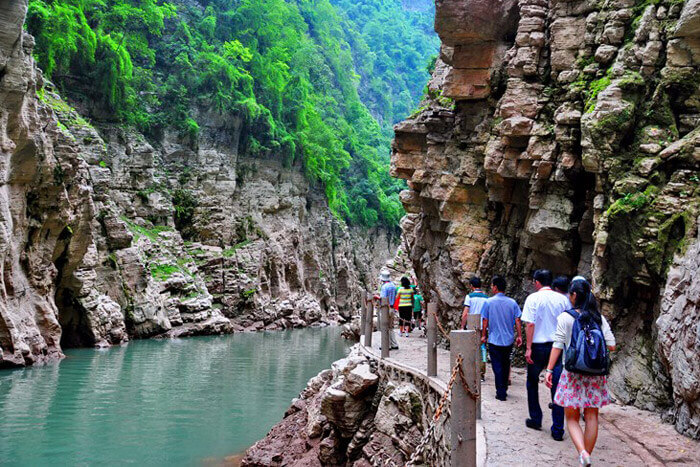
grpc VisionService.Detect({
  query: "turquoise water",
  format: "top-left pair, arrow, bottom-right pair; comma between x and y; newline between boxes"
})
0,327 -> 350,466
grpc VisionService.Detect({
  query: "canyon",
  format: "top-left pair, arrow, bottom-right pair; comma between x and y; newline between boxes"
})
244,1 -> 700,463
0,0 -> 398,367
2,0 -> 700,465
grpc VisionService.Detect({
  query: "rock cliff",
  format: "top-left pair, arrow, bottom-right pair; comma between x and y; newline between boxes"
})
392,0 -> 700,438
242,347 -> 437,466
0,1 -> 396,368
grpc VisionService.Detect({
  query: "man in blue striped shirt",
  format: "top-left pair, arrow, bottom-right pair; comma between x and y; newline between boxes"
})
462,276 -> 489,381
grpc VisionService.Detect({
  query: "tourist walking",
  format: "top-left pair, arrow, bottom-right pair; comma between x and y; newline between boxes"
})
545,279 -> 616,466
377,269 -> 399,349
396,277 -> 415,337
521,269 -> 570,440
481,275 -> 522,401
462,276 -> 489,380
412,285 -> 424,331
553,275 -> 570,294
460,276 -> 489,327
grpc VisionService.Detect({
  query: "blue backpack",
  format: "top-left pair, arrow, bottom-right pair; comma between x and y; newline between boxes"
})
563,309 -> 610,376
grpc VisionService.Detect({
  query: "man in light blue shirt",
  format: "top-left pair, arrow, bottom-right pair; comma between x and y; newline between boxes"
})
377,269 -> 398,349
481,275 -> 522,401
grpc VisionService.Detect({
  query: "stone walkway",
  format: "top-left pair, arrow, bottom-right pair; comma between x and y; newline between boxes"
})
365,330 -> 700,466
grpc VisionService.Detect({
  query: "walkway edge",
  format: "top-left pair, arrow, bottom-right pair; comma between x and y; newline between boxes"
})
359,337 -> 487,466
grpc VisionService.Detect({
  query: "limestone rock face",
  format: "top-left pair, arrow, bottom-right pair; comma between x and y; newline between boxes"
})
0,0 -> 396,367
242,347 -> 424,466
393,0 -> 700,438
0,0 -> 127,366
657,219 -> 700,438
368,382 -> 424,456
320,384 -> 368,437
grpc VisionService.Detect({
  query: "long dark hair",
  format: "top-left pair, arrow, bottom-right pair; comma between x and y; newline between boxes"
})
568,279 -> 602,325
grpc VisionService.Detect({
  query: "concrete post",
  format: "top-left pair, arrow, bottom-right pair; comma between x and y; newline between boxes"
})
466,313 -> 482,420
364,293 -> 373,347
465,313 -> 481,332
380,297 -> 390,358
359,295 -> 367,344
450,330 -> 478,467
427,302 -> 437,377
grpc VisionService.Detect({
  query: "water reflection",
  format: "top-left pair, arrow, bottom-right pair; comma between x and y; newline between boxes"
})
0,327 -> 349,465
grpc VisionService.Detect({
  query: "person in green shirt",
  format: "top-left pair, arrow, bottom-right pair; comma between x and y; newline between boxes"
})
412,285 -> 424,331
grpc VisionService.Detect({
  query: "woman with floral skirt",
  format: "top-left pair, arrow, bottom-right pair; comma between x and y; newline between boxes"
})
544,279 -> 616,466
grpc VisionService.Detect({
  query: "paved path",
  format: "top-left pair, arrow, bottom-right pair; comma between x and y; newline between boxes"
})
365,330 -> 700,466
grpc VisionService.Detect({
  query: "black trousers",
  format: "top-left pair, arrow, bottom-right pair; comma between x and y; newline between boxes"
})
488,343 -> 513,399
526,342 -> 564,436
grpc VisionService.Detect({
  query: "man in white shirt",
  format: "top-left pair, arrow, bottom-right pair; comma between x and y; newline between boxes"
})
521,269 -> 570,441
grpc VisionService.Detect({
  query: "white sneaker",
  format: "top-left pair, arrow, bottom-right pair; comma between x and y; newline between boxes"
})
579,450 -> 591,466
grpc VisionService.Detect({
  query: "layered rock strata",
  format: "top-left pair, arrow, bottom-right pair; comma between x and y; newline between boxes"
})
393,0 -> 700,437
242,346 -> 448,466
0,0 -> 396,368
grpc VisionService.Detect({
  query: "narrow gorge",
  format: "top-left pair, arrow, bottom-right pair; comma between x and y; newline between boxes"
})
244,0 -> 700,465
0,0 -> 438,366
1,0 -> 700,465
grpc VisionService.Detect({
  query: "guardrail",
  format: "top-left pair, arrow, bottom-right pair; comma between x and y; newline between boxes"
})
358,294 -> 480,467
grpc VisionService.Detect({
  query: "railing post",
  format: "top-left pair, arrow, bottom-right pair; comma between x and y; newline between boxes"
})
427,302 -> 437,377
364,294 -> 373,347
359,294 -> 367,343
466,313 -> 482,420
380,297 -> 390,358
450,330 -> 478,467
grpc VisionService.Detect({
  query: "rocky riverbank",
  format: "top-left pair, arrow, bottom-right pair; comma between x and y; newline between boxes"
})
0,0 -> 397,367
241,346 -> 439,466
243,332 -> 700,467
392,0 -> 700,438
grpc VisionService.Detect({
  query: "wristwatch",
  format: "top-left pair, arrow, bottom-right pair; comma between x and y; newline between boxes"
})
545,369 -> 554,374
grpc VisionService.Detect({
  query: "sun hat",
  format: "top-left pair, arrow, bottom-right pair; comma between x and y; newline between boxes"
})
379,269 -> 391,281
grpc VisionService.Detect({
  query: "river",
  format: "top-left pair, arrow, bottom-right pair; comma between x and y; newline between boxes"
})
0,327 -> 350,465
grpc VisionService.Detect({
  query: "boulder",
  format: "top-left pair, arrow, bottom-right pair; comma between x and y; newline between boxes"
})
595,44 -> 618,64
372,383 -> 424,455
676,0 -> 700,37
331,356 -> 366,376
343,364 -> 379,397
320,384 -> 368,437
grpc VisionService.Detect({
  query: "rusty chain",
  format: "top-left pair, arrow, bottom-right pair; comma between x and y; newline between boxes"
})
455,354 -> 480,402
427,310 -> 481,401
405,356 -> 459,466
405,420 -> 436,466
405,355 -> 479,465
430,309 -> 452,342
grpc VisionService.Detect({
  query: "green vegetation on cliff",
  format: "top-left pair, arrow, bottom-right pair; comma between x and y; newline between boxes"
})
329,0 -> 439,133
26,0 -> 438,229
